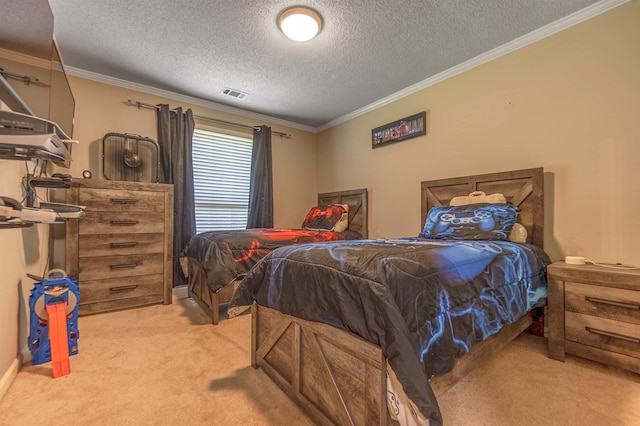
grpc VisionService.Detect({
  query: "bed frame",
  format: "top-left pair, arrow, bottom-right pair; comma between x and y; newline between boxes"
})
251,167 -> 545,425
187,188 -> 368,325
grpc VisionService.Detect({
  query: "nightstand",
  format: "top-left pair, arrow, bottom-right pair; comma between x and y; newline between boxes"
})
547,261 -> 640,373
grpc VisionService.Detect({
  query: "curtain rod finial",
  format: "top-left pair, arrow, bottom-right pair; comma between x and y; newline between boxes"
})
125,99 -> 142,109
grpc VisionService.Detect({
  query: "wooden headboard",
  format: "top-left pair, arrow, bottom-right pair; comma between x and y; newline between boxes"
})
421,168 -> 544,247
318,188 -> 368,238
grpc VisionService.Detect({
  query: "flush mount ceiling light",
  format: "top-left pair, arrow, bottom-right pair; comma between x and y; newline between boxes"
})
278,7 -> 322,42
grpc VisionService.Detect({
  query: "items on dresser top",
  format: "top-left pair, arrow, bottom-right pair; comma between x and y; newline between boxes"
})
547,261 -> 640,374
65,180 -> 173,315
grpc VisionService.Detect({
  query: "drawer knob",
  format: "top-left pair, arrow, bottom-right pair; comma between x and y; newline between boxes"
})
109,263 -> 137,270
110,285 -> 139,292
110,242 -> 138,248
585,327 -> 640,344
110,198 -> 139,204
585,296 -> 640,310
110,220 -> 139,226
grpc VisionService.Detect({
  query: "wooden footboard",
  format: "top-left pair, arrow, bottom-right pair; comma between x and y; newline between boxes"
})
187,258 -> 240,325
252,303 -> 396,426
252,303 -> 538,424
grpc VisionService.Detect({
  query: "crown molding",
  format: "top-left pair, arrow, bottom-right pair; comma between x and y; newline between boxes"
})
0,48 -> 51,69
63,0 -> 628,135
317,0 -> 630,132
64,66 -> 317,134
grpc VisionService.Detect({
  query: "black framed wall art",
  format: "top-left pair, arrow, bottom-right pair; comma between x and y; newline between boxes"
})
372,111 -> 427,148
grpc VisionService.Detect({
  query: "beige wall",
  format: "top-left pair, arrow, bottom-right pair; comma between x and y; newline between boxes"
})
317,2 -> 640,265
1,75 -> 318,387
0,162 -> 51,393
65,76 -> 319,228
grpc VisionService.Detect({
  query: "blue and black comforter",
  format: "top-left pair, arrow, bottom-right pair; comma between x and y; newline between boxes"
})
229,238 -> 550,425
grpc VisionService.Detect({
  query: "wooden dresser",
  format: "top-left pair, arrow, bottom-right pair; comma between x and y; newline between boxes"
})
65,180 -> 173,315
548,261 -> 640,373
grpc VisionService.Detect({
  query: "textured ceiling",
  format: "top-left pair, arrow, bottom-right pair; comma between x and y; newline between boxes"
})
44,0 -> 609,129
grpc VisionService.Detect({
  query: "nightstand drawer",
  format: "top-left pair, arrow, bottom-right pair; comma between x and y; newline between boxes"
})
565,311 -> 640,359
565,281 -> 640,325
79,253 -> 164,280
79,188 -> 165,212
79,233 -> 164,257
79,211 -> 165,234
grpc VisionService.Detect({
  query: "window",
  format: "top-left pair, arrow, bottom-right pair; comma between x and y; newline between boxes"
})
192,129 -> 252,233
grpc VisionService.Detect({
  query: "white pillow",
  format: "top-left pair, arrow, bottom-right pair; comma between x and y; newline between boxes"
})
508,223 -> 528,243
333,204 -> 349,232
449,191 -> 506,206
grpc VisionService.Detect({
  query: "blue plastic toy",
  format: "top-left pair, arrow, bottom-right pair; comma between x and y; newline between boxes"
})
28,277 -> 80,365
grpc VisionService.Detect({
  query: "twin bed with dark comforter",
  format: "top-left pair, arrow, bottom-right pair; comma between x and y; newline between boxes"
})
182,188 -> 368,324
228,168 -> 549,425
183,227 -> 362,293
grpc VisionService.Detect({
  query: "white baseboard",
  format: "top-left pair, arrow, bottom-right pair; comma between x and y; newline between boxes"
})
0,357 -> 20,402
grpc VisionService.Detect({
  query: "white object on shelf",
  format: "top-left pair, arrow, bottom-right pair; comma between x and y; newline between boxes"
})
1,133 -> 72,162
0,197 -> 57,223
10,206 -> 57,223
0,110 -> 78,167
38,202 -> 85,219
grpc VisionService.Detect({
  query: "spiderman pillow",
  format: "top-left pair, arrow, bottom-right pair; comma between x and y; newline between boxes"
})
302,204 -> 348,232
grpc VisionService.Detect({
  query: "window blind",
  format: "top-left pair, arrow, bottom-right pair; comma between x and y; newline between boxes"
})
192,129 -> 252,233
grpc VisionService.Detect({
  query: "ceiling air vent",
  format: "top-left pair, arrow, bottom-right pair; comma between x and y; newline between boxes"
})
222,88 -> 248,99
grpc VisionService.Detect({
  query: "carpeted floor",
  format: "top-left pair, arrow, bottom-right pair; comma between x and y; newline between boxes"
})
1,295 -> 639,425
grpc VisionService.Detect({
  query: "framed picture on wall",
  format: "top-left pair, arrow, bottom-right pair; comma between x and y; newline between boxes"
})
371,111 -> 427,148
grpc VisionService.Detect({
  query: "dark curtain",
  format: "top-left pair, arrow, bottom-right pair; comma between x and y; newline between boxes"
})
246,125 -> 273,228
156,104 -> 195,287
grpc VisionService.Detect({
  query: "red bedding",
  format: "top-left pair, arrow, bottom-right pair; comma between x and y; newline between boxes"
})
181,228 -> 363,292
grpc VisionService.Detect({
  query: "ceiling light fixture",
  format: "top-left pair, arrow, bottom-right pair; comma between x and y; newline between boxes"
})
278,7 -> 322,42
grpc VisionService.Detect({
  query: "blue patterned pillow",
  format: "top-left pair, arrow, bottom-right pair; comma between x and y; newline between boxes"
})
420,203 -> 518,240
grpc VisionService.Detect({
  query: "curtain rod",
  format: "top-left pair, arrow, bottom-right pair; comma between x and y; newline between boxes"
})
0,67 -> 50,87
124,99 -> 291,138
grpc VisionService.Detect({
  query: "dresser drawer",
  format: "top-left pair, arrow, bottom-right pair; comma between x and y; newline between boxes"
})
79,253 -> 164,280
79,188 -> 165,212
79,274 -> 164,304
565,281 -> 640,325
79,233 -> 164,257
565,311 -> 640,359
79,211 -> 165,234
79,294 -> 165,316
